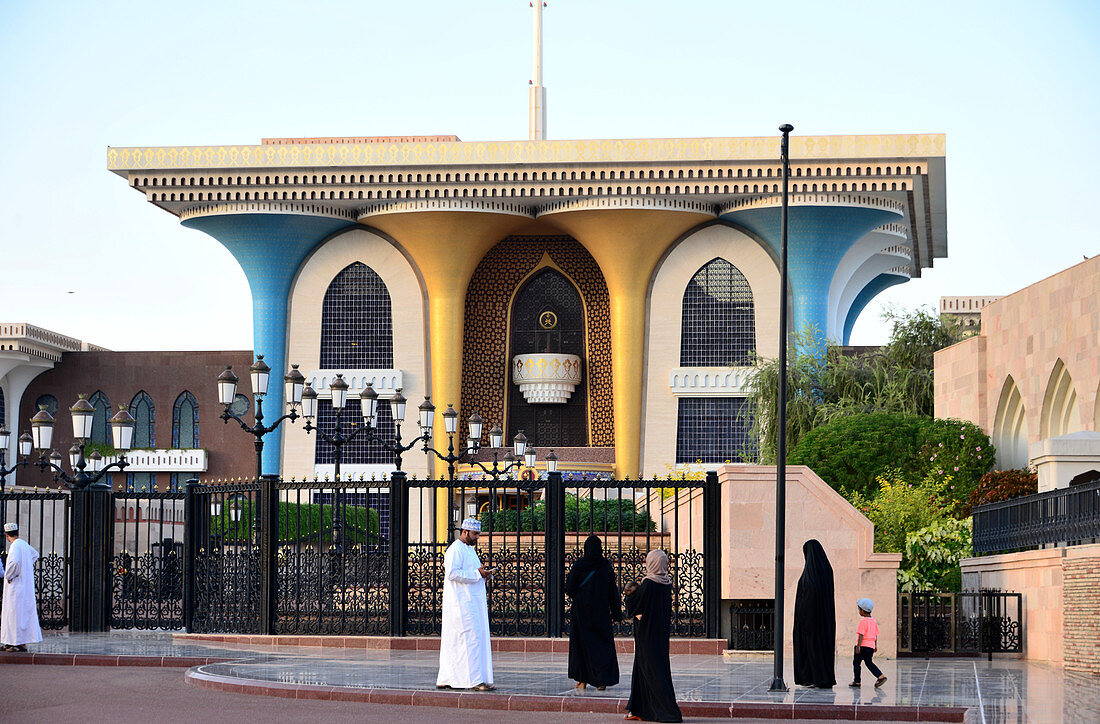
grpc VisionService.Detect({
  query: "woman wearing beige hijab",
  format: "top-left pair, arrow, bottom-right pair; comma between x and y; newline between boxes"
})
623,550 -> 682,722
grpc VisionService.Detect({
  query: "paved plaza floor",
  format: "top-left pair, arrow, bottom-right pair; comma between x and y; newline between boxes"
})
6,633 -> 1099,723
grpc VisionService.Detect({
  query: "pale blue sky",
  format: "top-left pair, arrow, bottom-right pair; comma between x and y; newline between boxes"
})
1,0 -> 1097,350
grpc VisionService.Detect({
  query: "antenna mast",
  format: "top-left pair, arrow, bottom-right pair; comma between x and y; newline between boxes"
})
529,2 -> 547,140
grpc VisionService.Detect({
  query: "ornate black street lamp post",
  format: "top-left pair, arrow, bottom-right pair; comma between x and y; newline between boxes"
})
769,123 -> 794,693
217,355 -> 306,480
27,394 -> 137,633
31,396 -> 136,489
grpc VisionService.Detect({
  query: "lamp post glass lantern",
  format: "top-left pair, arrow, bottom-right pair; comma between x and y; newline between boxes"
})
218,355 -> 302,480
31,396 -> 135,490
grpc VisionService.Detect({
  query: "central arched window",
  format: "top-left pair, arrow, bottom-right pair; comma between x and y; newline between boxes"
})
88,391 -> 111,446
319,262 -> 393,368
0,386 -> 4,429
128,391 -> 155,492
172,391 -> 199,448
680,258 -> 755,366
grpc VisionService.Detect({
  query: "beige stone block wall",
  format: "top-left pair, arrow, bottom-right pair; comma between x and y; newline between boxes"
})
705,465 -> 900,656
641,224 -> 780,476
960,548 -> 1066,662
935,256 -> 1100,466
1063,544 -> 1100,676
282,228 -> 429,479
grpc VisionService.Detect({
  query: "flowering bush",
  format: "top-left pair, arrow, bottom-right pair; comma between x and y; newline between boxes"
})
961,468 -> 1038,516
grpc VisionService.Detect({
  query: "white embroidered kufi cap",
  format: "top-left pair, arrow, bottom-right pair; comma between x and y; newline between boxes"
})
460,518 -> 482,532
3,523 -> 18,533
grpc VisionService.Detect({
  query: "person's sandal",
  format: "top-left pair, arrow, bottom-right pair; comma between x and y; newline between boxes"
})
625,716 -> 641,721
874,676 -> 887,688
848,681 -> 860,687
472,683 -> 496,691
575,682 -> 587,690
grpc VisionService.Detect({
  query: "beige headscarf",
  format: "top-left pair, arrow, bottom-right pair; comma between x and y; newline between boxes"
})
644,549 -> 671,585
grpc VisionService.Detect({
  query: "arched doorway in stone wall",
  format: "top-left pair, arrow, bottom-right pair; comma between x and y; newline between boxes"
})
507,268 -> 587,447
461,235 -> 613,450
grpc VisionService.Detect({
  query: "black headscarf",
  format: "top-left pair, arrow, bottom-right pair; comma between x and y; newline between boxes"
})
793,539 -> 836,688
571,534 -> 605,576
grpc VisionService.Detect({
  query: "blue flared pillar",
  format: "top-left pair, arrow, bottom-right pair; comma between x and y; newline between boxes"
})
842,272 -> 908,345
720,203 -> 903,350
182,212 -> 354,474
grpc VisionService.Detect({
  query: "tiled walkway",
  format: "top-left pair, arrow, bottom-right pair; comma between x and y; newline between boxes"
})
12,633 -> 1100,723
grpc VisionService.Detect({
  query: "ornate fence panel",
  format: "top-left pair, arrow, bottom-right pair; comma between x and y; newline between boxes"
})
0,489 -> 70,630
185,481 -> 262,633
898,590 -> 1023,656
111,491 -> 185,630
728,600 -> 775,650
274,477 -> 391,635
973,479 -> 1100,554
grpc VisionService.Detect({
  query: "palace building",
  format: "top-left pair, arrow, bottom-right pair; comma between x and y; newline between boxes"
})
100,131 -> 948,480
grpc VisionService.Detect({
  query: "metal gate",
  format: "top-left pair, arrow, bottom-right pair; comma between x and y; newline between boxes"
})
898,590 -> 1023,656
0,489 -> 70,630
111,491 -> 186,630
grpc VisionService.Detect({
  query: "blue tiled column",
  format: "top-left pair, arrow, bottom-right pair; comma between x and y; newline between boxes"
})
720,205 -> 902,349
182,212 -> 354,474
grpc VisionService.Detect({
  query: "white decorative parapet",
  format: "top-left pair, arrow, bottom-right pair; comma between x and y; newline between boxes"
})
668,367 -> 754,397
307,369 -> 404,397
102,449 -> 208,473
512,353 -> 583,404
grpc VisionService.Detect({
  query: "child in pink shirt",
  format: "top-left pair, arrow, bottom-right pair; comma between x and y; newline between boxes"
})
850,598 -> 887,688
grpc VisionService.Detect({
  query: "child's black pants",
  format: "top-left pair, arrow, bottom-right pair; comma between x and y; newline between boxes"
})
852,646 -> 882,682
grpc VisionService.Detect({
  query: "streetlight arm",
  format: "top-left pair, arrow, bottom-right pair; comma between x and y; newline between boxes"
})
220,406 -> 299,437
463,457 -> 523,479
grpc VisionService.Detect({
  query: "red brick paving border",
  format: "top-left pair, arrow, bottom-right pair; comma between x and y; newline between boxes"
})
0,651 -> 231,667
184,667 -> 970,721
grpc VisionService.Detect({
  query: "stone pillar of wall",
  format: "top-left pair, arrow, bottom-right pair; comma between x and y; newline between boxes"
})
1063,544 -> 1100,676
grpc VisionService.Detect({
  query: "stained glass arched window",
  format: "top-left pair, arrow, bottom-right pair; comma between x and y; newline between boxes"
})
680,258 -> 755,366
88,392 -> 111,445
319,262 -> 393,368
35,394 -> 59,417
0,385 -> 5,429
129,391 -> 155,448
172,391 -> 199,448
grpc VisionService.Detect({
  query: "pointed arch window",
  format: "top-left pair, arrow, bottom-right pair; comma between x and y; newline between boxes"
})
680,258 -> 756,366
0,386 -> 4,429
130,391 -> 155,448
88,392 -> 111,445
320,262 -> 394,368
172,391 -> 199,448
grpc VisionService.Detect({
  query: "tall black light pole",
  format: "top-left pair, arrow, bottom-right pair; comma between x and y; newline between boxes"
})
770,123 -> 794,693
217,356 -> 305,481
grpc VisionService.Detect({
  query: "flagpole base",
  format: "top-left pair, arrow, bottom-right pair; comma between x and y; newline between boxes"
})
769,677 -> 789,692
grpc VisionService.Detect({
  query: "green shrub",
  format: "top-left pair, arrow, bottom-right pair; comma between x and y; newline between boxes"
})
211,501 -> 380,545
790,413 -> 994,505
849,470 -> 951,554
479,494 -> 655,533
961,469 -> 1038,516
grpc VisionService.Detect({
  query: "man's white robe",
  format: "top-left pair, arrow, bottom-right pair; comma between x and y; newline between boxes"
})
2,538 -> 43,646
436,538 -> 493,688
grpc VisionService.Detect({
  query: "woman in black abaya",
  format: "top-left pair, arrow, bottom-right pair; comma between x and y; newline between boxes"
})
793,539 -> 836,688
566,534 -> 622,690
624,550 -> 682,723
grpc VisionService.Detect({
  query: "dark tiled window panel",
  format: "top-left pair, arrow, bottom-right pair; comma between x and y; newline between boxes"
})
130,391 -> 156,448
0,386 -> 4,428
675,397 -> 754,464
313,399 -> 395,466
313,491 -> 391,540
89,392 -> 110,446
680,258 -> 755,366
172,391 -> 199,448
320,262 -> 393,369
462,236 -> 613,446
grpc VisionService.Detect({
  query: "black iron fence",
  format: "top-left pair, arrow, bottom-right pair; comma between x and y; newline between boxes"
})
3,471 -> 721,639
973,479 -> 1100,554
898,590 -> 1022,657
0,489 -> 69,630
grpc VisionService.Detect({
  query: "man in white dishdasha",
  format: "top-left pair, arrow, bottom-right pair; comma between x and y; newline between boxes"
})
436,517 -> 494,691
1,523 -> 43,652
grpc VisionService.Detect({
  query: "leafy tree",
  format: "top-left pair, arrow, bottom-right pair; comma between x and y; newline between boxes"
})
743,307 -> 966,464
898,517 -> 973,592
